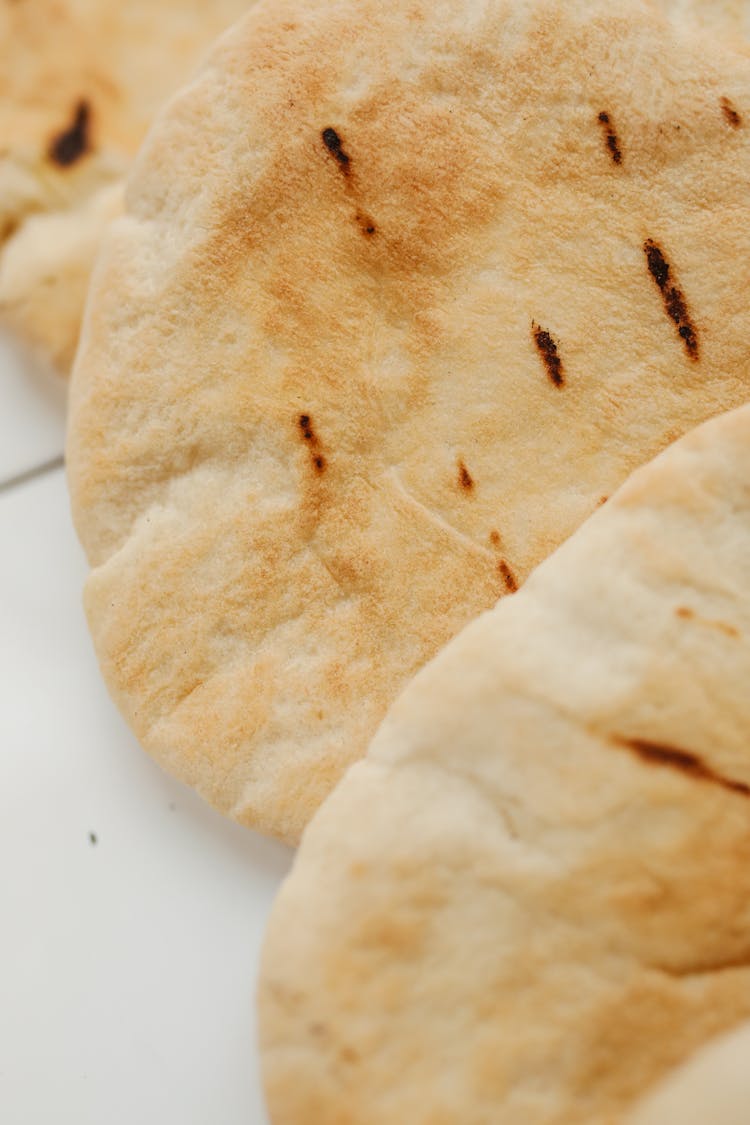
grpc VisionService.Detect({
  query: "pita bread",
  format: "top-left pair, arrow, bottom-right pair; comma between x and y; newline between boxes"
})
0,0 -> 252,375
68,0 -> 750,843
259,402 -> 750,1124
627,1021 -> 750,1124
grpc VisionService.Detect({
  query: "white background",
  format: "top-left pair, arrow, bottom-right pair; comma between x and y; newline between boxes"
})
0,338 -> 290,1124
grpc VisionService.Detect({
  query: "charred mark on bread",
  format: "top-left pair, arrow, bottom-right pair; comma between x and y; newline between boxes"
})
498,560 -> 518,593
298,414 -> 327,474
721,97 -> 742,128
532,323 -> 565,387
614,735 -> 750,797
457,459 -> 474,492
49,100 -> 91,167
321,127 -> 351,175
597,111 -> 622,164
489,531 -> 517,591
321,130 -> 379,236
643,240 -> 699,361
355,210 -> 377,237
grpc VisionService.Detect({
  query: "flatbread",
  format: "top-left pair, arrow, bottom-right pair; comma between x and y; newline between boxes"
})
627,1022 -> 750,1124
0,0 -> 252,374
68,0 -> 750,843
259,402 -> 750,1124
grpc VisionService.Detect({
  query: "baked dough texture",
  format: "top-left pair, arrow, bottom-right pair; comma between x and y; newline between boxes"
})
0,0 -> 252,373
259,402 -> 750,1124
657,0 -> 750,46
68,0 -> 750,842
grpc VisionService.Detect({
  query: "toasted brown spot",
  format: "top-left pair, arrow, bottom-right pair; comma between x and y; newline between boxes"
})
613,735 -> 750,797
597,111 -> 622,164
321,126 -> 351,175
489,530 -> 501,548
721,97 -> 742,128
532,322 -> 565,387
675,605 -> 739,637
598,496 -> 609,507
340,1046 -> 360,1064
321,131 -> 379,238
0,217 -> 19,246
48,100 -> 91,167
643,240 -> 699,361
457,459 -> 474,492
355,210 -> 377,237
498,560 -> 518,593
297,413 -> 327,473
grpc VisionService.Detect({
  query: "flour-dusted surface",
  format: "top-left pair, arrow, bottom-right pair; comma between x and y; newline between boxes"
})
0,0 -> 254,375
657,0 -> 750,44
260,403 -> 750,1124
69,0 -> 750,842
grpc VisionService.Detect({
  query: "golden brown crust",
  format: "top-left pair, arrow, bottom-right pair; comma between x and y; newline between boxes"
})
259,404 -> 750,1123
0,0 -> 251,374
69,0 -> 750,841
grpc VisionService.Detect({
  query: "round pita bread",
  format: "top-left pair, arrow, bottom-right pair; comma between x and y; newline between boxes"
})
69,0 -> 750,843
0,0 -> 252,374
627,1022 -> 750,1124
259,401 -> 750,1123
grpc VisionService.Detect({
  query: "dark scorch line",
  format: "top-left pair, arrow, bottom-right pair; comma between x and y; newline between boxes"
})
321,127 -> 351,174
298,413 -> 327,474
532,323 -> 565,387
597,111 -> 622,164
643,239 -> 699,361
613,735 -> 750,798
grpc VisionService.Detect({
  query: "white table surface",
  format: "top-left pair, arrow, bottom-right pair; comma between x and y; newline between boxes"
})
0,341 -> 291,1124
0,335 -> 67,484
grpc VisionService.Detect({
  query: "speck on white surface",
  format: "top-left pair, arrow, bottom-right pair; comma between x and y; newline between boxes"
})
0,341 -> 290,1124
